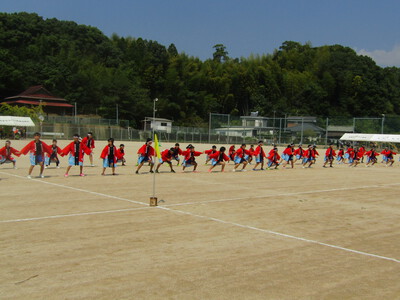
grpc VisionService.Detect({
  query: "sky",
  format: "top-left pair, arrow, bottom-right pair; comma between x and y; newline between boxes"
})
2,0 -> 400,66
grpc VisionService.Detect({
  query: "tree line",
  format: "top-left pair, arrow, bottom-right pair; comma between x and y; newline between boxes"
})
1,12 -> 400,127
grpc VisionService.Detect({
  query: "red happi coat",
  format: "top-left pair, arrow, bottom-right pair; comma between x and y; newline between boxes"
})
209,151 -> 230,162
337,149 -> 344,157
81,137 -> 95,149
182,150 -> 202,161
161,149 -> 173,161
267,150 -> 280,162
283,147 -> 294,156
253,145 -> 266,158
204,149 -> 217,156
325,148 -> 336,157
365,150 -> 379,158
0,146 -> 20,160
62,141 -> 91,162
137,144 -> 155,157
20,140 -> 52,157
100,145 -> 122,163
294,147 -> 304,157
46,145 -> 63,158
234,148 -> 250,159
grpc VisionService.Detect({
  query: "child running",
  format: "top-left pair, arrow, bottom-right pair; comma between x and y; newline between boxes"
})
155,148 -> 176,173
204,145 -> 217,165
136,138 -> 155,174
282,144 -> 295,169
293,144 -> 304,164
323,144 -> 336,168
0,140 -> 20,169
385,148 -> 397,167
247,145 -> 255,164
82,132 -> 95,166
182,145 -> 202,172
62,134 -> 91,177
267,146 -> 280,169
228,145 -> 236,161
365,148 -> 379,167
208,146 -> 230,172
302,145 -> 319,168
233,144 -> 250,172
253,141 -> 266,170
20,132 -> 52,178
45,139 -> 62,168
336,148 -> 344,164
100,138 -> 122,175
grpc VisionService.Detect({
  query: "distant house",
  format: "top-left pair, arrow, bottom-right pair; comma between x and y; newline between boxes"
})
215,114 -> 275,137
143,117 -> 173,133
326,125 -> 354,139
286,116 -> 317,128
2,85 -> 74,115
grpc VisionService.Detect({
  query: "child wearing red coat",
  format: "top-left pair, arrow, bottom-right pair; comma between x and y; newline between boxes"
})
100,138 -> 122,175
204,145 -> 217,164
182,145 -> 202,172
385,149 -> 397,167
136,138 -> 155,174
62,134 -> 91,177
20,132 -> 52,178
365,149 -> 379,167
323,144 -> 336,168
155,148 -> 176,173
0,140 -> 20,169
253,141 -> 267,170
116,144 -> 126,166
233,144 -> 250,172
45,139 -> 62,168
81,132 -> 95,166
282,144 -> 295,169
267,147 -> 280,169
293,144 -> 305,163
208,147 -> 230,172
228,145 -> 236,161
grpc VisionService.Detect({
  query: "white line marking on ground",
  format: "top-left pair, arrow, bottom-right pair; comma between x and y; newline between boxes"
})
157,206 -> 400,264
0,207 -> 151,223
0,171 -> 147,206
163,182 -> 400,207
1,171 -> 399,264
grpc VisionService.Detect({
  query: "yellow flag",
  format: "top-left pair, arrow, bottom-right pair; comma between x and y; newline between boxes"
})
154,133 -> 161,159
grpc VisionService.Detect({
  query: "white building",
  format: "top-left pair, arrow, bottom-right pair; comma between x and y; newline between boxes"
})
143,117 -> 173,133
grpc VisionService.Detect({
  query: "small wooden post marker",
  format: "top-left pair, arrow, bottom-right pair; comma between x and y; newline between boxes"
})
150,197 -> 158,206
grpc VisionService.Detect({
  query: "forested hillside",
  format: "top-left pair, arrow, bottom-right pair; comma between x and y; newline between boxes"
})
1,12 -> 400,127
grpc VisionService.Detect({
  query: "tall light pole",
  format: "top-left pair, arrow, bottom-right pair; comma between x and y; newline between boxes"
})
381,114 -> 385,134
273,110 -> 276,142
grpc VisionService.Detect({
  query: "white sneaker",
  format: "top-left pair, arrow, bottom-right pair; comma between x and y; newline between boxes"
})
13,166 -> 17,169
40,174 -> 45,178
27,175 -> 32,179
232,169 -> 236,172
56,166 -> 60,169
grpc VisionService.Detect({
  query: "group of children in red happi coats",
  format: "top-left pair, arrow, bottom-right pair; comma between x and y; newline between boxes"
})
3,133 -> 398,178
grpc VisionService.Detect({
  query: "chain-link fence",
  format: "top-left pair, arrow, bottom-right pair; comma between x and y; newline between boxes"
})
3,114 -> 400,145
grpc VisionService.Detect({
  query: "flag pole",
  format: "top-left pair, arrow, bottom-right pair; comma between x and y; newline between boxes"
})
150,98 -> 158,206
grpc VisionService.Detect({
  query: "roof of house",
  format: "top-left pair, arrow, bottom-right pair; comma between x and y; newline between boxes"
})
3,85 -> 73,107
286,123 -> 325,133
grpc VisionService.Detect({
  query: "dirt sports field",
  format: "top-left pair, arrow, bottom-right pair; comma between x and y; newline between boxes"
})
0,139 -> 399,299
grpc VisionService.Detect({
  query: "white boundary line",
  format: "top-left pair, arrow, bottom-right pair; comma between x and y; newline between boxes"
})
0,171 -> 148,206
157,205 -> 400,264
1,171 -> 399,264
0,207 -> 151,223
163,182 -> 400,207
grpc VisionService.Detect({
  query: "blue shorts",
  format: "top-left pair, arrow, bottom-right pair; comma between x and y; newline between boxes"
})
68,155 -> 83,166
173,156 -> 180,161
234,156 -> 246,164
211,159 -> 224,166
344,153 -> 350,159
283,154 -> 293,162
183,159 -> 195,167
30,153 -> 44,166
296,155 -> 302,160
255,155 -> 264,163
337,156 -> 343,161
138,156 -> 152,164
303,157 -> 313,163
0,156 -> 15,164
103,159 -> 116,168
382,156 -> 388,162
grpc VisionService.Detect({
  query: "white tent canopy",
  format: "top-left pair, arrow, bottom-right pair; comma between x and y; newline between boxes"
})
340,133 -> 400,143
0,116 -> 36,127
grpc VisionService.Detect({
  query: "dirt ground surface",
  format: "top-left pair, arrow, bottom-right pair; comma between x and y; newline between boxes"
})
0,139 -> 399,299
